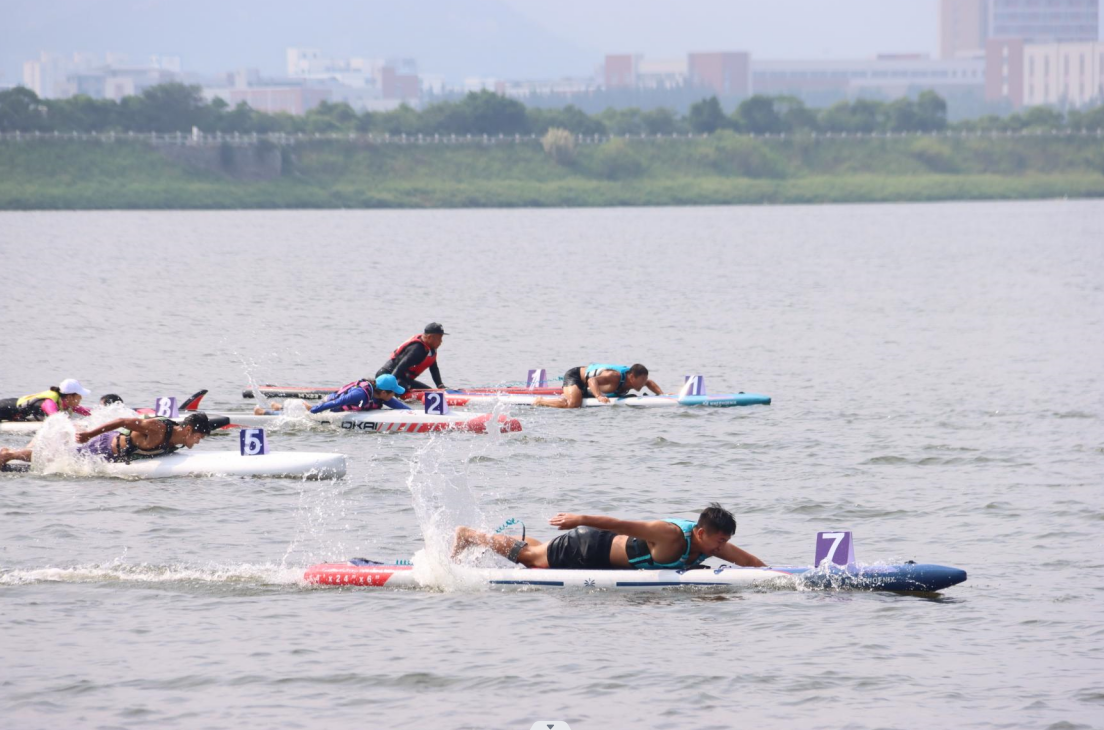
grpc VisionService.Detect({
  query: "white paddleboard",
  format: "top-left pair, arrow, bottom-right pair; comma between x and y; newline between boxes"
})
0,422 -> 42,435
443,393 -> 771,408
3,451 -> 346,479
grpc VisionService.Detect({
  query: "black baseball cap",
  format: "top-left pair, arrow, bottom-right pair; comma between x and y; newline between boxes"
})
424,322 -> 448,335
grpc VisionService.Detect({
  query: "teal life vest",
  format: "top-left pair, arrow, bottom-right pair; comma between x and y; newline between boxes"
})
625,518 -> 707,570
584,364 -> 631,393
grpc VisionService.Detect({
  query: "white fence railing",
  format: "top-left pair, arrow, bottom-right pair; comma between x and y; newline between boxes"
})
0,128 -> 1101,146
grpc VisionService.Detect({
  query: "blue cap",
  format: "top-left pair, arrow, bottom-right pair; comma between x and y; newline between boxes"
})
375,374 -> 406,395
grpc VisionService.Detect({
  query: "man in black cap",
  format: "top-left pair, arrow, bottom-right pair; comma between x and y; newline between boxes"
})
376,322 -> 449,392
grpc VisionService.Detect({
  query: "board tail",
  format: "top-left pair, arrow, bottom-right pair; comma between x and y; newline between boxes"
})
181,390 -> 208,411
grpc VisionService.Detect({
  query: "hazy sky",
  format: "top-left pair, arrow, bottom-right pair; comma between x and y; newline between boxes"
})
3,0 -> 1101,86
498,0 -> 943,59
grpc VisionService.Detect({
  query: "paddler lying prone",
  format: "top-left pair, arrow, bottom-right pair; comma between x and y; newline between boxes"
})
0,412 -> 225,468
0,379 -> 93,422
452,503 -> 765,570
534,363 -> 664,408
254,374 -> 411,416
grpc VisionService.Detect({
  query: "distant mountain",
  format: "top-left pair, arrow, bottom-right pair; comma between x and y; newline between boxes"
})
0,0 -> 598,87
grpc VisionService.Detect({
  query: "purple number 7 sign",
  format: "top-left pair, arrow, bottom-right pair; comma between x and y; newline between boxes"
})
815,531 -> 855,568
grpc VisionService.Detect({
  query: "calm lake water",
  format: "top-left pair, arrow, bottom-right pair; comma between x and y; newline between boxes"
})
1,201 -> 1102,729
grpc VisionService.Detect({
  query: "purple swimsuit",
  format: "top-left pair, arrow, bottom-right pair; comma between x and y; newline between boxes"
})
79,432 -> 119,461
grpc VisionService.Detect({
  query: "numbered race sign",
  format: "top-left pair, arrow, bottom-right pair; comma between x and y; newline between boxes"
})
423,391 -> 450,416
680,375 -> 705,397
815,531 -> 855,568
527,368 -> 548,388
239,428 -> 269,456
154,396 -> 179,418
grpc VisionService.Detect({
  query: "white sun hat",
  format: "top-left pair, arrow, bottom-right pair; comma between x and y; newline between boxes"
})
59,378 -> 91,396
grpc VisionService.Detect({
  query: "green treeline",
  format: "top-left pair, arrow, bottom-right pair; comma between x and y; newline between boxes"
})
2,131 -> 1103,210
3,84 -> 1104,210
3,83 -> 1104,137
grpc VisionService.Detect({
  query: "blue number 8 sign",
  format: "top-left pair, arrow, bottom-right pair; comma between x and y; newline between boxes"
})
240,428 -> 268,456
424,392 -> 449,415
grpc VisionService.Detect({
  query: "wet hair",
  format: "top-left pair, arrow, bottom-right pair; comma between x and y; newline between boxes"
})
628,364 -> 649,378
697,503 -> 736,536
100,393 -> 124,406
181,412 -> 213,435
49,386 -> 61,394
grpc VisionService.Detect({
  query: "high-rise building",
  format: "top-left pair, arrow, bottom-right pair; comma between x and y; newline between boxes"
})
940,0 -> 989,58
985,38 -> 1025,106
989,0 -> 1099,42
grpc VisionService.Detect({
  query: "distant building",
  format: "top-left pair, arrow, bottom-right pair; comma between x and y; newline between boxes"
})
496,76 -> 601,100
604,54 -> 639,89
985,38 -> 1026,107
989,0 -> 1099,43
1023,41 -> 1104,107
943,0 -> 1099,55
204,72 -> 332,115
688,52 -> 751,96
284,47 -> 420,107
380,58 -> 419,101
22,52 -> 182,100
753,55 -> 985,105
637,58 -> 688,90
940,0 -> 989,58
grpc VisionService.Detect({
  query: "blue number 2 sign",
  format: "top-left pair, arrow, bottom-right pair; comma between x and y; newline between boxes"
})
424,392 -> 449,415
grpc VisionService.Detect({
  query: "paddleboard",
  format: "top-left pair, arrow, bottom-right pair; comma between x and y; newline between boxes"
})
430,392 -> 772,408
242,385 -> 564,399
0,422 -> 41,435
1,410 -> 236,436
1,451 -> 345,479
304,560 -> 965,593
208,410 -> 523,434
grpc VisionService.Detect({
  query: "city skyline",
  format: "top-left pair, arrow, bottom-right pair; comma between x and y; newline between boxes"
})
0,0 -> 1009,87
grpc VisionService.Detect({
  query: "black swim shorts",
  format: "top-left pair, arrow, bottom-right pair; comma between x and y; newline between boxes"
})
562,367 -> 587,393
545,526 -> 616,569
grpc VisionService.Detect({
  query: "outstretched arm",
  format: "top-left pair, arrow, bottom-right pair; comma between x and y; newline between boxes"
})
715,542 -> 766,567
75,417 -> 141,443
549,513 -> 678,542
645,379 -> 664,395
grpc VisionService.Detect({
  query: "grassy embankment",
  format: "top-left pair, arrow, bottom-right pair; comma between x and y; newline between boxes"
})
1,132 -> 1103,209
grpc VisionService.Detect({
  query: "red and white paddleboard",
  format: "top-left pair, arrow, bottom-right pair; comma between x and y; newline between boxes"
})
205,410 -> 522,434
242,385 -> 562,400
